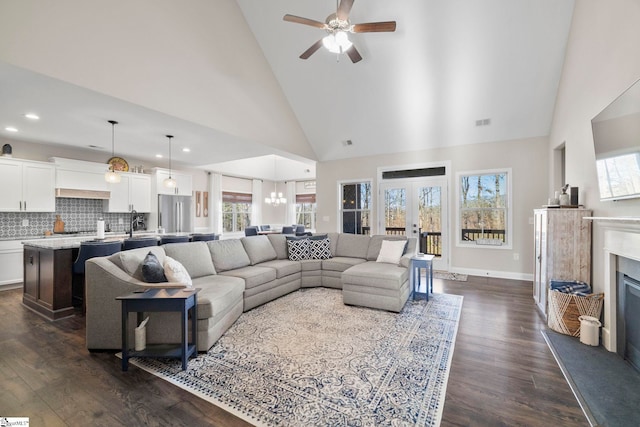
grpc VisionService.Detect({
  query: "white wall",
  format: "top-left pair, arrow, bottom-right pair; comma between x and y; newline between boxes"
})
549,0 -> 640,293
316,136 -> 549,279
0,0 -> 315,160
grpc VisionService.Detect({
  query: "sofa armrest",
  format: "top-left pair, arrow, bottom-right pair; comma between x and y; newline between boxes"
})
85,257 -> 161,350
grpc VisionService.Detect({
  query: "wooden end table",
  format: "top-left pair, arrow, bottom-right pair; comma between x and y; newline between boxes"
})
117,287 -> 199,371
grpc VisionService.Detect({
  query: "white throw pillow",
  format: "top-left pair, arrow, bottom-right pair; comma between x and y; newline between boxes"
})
376,240 -> 407,265
163,256 -> 193,287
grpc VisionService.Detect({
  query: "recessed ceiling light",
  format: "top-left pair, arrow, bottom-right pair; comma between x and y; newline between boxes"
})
24,113 -> 40,120
87,145 -> 104,149
155,154 -> 163,158
182,147 -> 190,153
5,126 -> 18,132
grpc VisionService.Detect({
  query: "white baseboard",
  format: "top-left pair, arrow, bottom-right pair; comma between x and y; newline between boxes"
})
450,267 -> 533,282
0,282 -> 22,291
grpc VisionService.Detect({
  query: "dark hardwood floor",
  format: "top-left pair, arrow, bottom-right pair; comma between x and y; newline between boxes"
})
0,277 -> 587,426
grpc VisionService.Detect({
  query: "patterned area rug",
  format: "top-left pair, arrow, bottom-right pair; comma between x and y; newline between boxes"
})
126,288 -> 463,426
434,271 -> 468,281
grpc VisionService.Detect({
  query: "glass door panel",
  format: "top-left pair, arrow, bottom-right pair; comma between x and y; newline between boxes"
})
380,178 -> 448,270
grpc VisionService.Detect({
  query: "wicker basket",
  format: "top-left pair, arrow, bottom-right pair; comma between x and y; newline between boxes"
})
547,290 -> 604,337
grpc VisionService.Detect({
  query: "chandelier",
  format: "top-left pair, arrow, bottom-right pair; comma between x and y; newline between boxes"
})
265,156 -> 286,205
265,182 -> 286,206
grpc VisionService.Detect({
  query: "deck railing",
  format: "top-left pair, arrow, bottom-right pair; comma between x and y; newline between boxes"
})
360,227 -> 506,257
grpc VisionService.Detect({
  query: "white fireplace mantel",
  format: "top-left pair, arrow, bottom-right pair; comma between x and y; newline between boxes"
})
586,217 -> 640,351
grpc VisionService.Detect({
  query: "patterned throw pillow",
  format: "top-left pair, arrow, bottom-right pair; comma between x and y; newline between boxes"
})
141,251 -> 168,283
287,237 -> 310,261
309,236 -> 331,260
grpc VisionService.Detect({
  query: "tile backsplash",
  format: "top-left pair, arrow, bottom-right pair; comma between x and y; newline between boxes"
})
0,198 -> 148,238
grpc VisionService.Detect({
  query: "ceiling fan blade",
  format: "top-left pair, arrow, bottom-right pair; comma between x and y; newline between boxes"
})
283,14 -> 326,29
346,45 -> 363,63
352,21 -> 397,33
337,0 -> 355,21
300,39 -> 324,60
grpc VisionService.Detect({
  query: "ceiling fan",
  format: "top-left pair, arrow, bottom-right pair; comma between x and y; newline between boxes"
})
283,0 -> 396,63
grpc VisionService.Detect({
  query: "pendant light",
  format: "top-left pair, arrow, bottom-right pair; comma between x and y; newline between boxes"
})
163,134 -> 177,189
105,120 -> 121,183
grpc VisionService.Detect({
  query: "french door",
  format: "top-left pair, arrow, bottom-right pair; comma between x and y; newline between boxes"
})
379,178 -> 448,270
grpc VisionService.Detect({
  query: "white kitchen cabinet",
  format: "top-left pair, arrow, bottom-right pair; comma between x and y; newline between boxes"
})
533,208 -> 592,318
51,157 -> 109,193
0,239 -> 29,287
104,173 -> 151,212
154,169 -> 192,196
0,158 -> 55,212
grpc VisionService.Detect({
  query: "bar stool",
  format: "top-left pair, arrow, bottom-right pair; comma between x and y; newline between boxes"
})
190,233 -> 219,242
160,235 -> 190,245
122,237 -> 159,251
73,240 -> 123,310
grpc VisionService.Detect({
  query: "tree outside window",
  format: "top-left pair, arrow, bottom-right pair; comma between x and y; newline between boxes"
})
341,182 -> 371,234
222,192 -> 252,233
296,193 -> 316,229
459,171 -> 509,245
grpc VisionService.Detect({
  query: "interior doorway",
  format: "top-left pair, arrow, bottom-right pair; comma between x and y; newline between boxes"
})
379,177 -> 448,271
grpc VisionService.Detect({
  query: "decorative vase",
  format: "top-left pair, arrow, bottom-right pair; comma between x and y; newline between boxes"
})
559,193 -> 571,206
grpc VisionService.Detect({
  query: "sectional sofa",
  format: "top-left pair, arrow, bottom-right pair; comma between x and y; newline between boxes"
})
85,233 -> 417,352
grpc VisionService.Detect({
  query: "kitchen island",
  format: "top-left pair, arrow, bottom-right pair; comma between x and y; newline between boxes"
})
21,233 -> 160,321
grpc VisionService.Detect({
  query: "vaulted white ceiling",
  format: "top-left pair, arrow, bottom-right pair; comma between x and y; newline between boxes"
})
0,0 -> 575,177
237,0 -> 575,161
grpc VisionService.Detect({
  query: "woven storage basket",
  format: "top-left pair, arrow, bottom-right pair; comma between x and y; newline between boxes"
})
547,290 -> 604,337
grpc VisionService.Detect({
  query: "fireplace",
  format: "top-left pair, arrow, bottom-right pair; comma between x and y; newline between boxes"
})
599,221 -> 640,353
617,271 -> 640,371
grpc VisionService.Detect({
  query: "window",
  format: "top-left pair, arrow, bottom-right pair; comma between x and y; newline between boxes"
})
458,170 -> 511,247
296,194 -> 316,230
340,182 -> 371,234
222,192 -> 252,233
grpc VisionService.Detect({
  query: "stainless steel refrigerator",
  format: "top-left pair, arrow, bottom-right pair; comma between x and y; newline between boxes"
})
158,194 -> 193,233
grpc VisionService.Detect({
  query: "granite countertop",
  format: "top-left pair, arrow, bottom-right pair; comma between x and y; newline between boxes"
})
20,232 -> 163,249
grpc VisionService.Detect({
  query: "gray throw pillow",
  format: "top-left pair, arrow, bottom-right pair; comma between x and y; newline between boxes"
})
141,251 -> 168,283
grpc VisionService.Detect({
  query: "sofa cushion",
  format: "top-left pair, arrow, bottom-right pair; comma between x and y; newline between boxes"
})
117,246 -> 166,281
141,252 -> 167,283
219,265 -> 277,290
191,275 -> 245,319
367,235 -> 407,261
242,235 -> 278,265
322,256 -> 367,272
342,261 -> 408,290
207,239 -> 251,272
163,256 -> 193,287
267,234 -> 289,260
335,233 -> 370,259
287,237 -> 309,261
309,235 -> 332,259
376,239 -> 408,265
163,241 -> 216,278
259,259 -> 302,278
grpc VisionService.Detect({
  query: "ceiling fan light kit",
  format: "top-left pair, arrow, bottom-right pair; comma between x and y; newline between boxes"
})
283,0 -> 396,63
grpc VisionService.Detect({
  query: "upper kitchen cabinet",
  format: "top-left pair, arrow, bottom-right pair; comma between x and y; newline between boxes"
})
104,172 -> 151,213
0,158 -> 55,212
153,168 -> 192,196
51,158 -> 110,197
